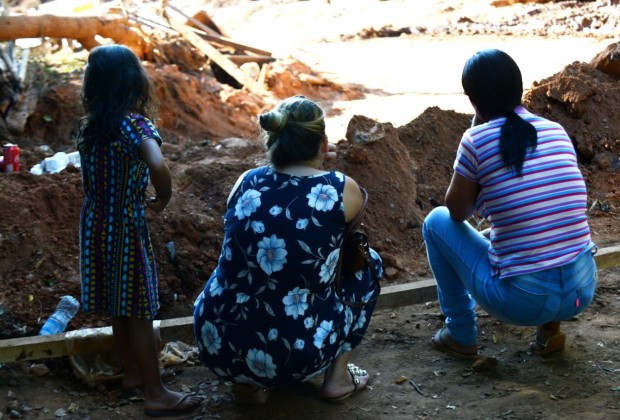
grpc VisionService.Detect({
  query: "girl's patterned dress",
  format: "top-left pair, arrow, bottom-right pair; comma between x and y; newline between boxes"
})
193,166 -> 382,387
79,114 -> 161,320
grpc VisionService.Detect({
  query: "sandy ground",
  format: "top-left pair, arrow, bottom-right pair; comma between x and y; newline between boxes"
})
1,1 -> 619,419
205,0 -> 609,140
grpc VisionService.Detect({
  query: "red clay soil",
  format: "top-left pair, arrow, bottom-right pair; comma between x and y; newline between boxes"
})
1,46 -> 619,337
0,2 -> 619,418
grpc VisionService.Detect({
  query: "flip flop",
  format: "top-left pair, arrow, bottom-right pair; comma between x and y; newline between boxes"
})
324,363 -> 369,403
143,393 -> 202,418
431,327 -> 478,359
530,330 -> 566,356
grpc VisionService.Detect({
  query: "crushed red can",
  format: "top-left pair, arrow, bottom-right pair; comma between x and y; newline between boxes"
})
3,143 -> 20,172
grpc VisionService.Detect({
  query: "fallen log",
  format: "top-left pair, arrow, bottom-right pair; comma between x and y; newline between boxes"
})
0,15 -> 151,58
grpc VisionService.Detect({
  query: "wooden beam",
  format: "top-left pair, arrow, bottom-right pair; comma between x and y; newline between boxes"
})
1,246 -> 618,363
166,3 -> 223,38
165,11 -> 262,94
0,317 -> 195,364
166,4 -> 272,57
227,55 -> 276,65
593,245 -> 620,270
375,279 -> 437,311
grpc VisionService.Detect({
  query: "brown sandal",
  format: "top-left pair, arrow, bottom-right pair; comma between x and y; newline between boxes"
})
530,331 -> 566,356
431,327 -> 478,359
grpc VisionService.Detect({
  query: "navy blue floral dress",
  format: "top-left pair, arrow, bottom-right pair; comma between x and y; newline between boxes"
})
193,166 -> 382,387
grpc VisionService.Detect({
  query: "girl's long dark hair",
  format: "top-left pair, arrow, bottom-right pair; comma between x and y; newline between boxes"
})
462,49 -> 537,176
78,44 -> 156,151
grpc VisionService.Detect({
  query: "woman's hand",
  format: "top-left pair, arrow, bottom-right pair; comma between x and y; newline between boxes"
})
145,195 -> 168,213
324,142 -> 337,161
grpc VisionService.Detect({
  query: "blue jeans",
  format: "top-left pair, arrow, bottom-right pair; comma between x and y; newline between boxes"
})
422,207 -> 598,346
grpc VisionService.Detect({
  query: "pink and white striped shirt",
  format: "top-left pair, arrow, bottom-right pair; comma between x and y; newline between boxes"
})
454,106 -> 593,279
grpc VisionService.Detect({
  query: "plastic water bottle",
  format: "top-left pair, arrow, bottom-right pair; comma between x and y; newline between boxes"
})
39,295 -> 80,335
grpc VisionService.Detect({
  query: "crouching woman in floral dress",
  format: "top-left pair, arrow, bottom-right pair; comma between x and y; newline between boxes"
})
193,95 -> 382,404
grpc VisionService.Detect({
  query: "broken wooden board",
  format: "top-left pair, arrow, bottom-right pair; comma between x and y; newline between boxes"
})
0,245 -> 617,363
165,10 -> 262,94
166,3 -> 272,57
227,54 -> 276,65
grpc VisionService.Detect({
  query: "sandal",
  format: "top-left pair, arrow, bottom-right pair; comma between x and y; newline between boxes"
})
232,384 -> 271,405
323,363 -> 369,403
431,327 -> 478,359
143,393 -> 202,417
530,330 -> 566,356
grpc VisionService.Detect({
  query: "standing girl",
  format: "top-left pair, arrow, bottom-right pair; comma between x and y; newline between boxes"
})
78,44 -> 201,417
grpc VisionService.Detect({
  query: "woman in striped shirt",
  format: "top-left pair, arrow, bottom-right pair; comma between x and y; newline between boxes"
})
423,49 -> 597,358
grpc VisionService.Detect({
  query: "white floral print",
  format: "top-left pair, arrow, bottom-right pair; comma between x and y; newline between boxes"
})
282,287 -> 309,319
353,310 -> 367,331
319,249 -> 340,283
200,321 -> 221,355
268,328 -> 278,340
246,349 -> 277,379
251,220 -> 265,233
224,245 -> 232,261
296,218 -> 309,230
209,277 -> 224,297
313,320 -> 333,349
236,293 -> 250,304
192,167 -> 380,387
257,234 -> 288,275
306,183 -> 338,212
235,189 -> 261,220
269,205 -> 283,216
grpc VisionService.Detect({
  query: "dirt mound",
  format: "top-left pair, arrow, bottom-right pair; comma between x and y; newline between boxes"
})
524,59 -> 620,167
407,0 -> 618,39
1,22 -> 619,342
396,107 -> 472,213
523,53 -> 620,221
326,115 -> 422,276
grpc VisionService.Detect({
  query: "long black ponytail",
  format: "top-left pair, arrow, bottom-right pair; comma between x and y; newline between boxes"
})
462,49 -> 537,176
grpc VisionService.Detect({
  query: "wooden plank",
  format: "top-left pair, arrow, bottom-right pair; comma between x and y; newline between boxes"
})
0,317 -> 195,364
0,333 -> 68,363
166,3 -> 223,38
165,12 -> 262,94
227,55 -> 276,65
166,4 -> 272,57
375,279 -> 437,311
1,246 -> 617,363
594,245 -> 620,270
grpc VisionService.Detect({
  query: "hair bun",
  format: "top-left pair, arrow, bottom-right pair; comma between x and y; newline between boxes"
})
259,109 -> 288,133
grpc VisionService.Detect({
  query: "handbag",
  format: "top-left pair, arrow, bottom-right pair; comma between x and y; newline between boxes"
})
334,187 -> 381,307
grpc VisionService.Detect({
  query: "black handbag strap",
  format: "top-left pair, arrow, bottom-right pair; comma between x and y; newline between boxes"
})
347,186 -> 369,232
334,187 -> 381,307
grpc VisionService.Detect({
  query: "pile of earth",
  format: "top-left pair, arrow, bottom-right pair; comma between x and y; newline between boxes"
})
0,32 -> 619,339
